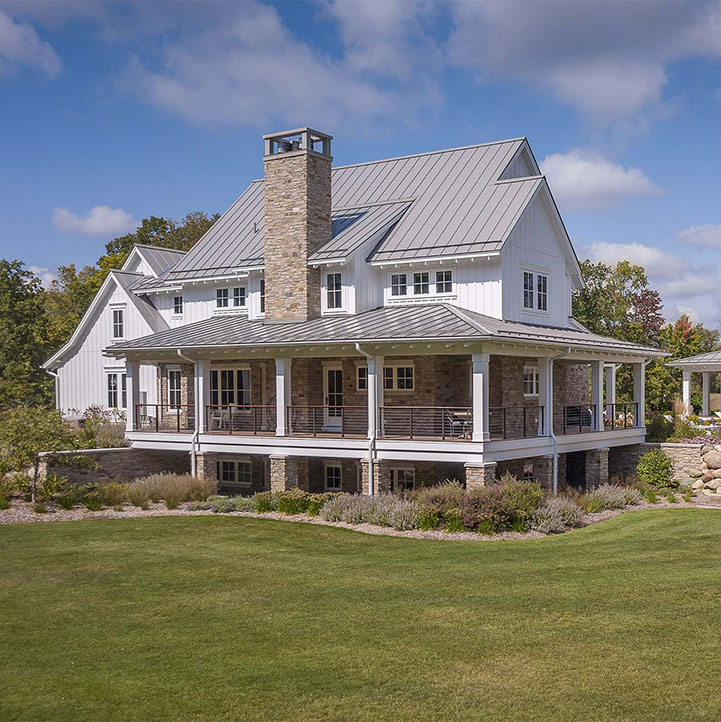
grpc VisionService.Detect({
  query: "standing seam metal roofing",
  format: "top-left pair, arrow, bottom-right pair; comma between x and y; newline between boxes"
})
667,351 -> 721,367
166,138 -> 538,279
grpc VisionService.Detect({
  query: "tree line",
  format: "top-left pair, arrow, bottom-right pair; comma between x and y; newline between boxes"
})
0,222 -> 717,412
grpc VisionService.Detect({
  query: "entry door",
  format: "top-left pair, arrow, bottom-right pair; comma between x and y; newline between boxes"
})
324,366 -> 343,429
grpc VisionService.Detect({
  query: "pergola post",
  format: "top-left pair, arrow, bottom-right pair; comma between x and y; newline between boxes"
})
682,370 -> 692,413
702,372 -> 711,417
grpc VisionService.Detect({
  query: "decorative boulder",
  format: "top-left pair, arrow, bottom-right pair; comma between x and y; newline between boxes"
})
707,480 -> 721,491
703,451 -> 721,470
692,479 -> 705,489
687,468 -> 703,477
702,445 -> 715,456
702,488 -> 715,496
679,478 -> 694,487
712,469 -> 721,479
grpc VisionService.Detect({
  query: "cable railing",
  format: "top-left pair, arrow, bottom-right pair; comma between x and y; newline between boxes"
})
554,405 -> 597,435
379,406 -> 473,440
488,406 -> 544,439
134,404 -> 195,433
205,405 -> 277,435
603,402 -> 640,430
287,405 -> 368,437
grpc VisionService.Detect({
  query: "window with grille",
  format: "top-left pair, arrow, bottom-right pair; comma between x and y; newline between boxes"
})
327,273 -> 342,309
523,272 -> 534,309
233,287 -> 246,307
356,366 -> 367,391
260,279 -> 265,313
112,309 -> 124,338
107,374 -> 118,408
216,288 -> 229,308
390,468 -> 415,492
168,370 -> 182,408
391,274 -> 407,296
413,272 -> 429,295
173,296 -> 183,315
383,364 -> 414,390
523,366 -> 540,397
537,275 -> 548,311
325,464 -> 342,491
436,270 -> 452,293
218,460 -> 252,487
210,368 -> 251,407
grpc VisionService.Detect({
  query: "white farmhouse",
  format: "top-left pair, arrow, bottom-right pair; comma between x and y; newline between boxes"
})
50,128 -> 664,492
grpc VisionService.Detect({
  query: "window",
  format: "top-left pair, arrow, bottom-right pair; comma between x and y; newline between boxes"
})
327,272 -> 342,309
168,369 -> 182,408
523,366 -> 540,397
106,373 -> 126,409
391,274 -> 407,296
413,272 -> 429,295
523,272 -> 534,309
218,460 -> 252,487
523,462 -> 534,481
383,364 -> 414,391
436,270 -> 452,293
233,287 -> 246,307
357,366 -> 368,391
325,464 -> 342,491
260,279 -> 265,314
173,296 -> 183,315
210,368 -> 251,407
537,274 -> 548,311
112,309 -> 124,338
216,288 -> 229,308
121,373 -> 127,409
390,468 -> 415,492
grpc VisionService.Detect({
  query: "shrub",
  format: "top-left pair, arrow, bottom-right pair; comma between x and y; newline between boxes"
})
644,487 -> 658,504
443,511 -> 465,534
306,492 -> 337,516
83,495 -> 103,511
0,494 -> 10,510
410,481 -> 465,513
623,488 -> 643,506
417,507 -> 441,531
645,413 -> 674,443
499,478 -> 543,519
99,482 -> 128,508
276,488 -> 311,515
683,490 -> 693,503
531,498 -> 584,534
128,473 -> 217,507
319,493 -> 420,530
320,494 -> 373,524
663,488 -> 678,503
637,449 -> 676,489
38,474 -> 67,501
128,485 -> 150,510
33,503 -> 48,514
56,483 -> 98,509
55,495 -> 75,510
253,492 -> 278,513
581,484 -> 627,511
208,495 -> 237,513
163,489 -> 183,510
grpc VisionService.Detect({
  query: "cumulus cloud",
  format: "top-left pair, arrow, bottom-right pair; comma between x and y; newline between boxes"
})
448,1 -> 721,122
29,265 -> 57,289
53,205 -> 139,237
583,240 -> 721,325
678,224 -> 721,248
540,150 -> 662,211
0,9 -> 61,78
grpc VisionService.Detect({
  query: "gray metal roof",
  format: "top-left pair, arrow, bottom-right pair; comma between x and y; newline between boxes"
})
667,351 -> 721,368
114,271 -> 167,334
108,303 -> 663,356
135,245 -> 187,275
167,138 -> 542,279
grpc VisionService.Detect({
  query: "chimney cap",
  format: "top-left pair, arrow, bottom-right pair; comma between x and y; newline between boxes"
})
262,126 -> 333,141
263,127 -> 333,159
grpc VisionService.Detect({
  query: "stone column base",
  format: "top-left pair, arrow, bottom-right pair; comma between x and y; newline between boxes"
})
196,452 -> 219,481
360,459 -> 392,495
465,462 -> 497,490
269,455 -> 310,492
585,448 -> 609,488
533,455 -> 554,491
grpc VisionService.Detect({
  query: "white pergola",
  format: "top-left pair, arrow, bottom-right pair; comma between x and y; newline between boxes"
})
667,351 -> 721,416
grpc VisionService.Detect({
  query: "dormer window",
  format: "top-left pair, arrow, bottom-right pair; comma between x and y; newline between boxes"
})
413,272 -> 429,295
523,272 -> 534,309
391,274 -> 407,296
436,270 -> 452,293
327,272 -> 342,309
523,270 -> 548,312
537,275 -> 548,311
112,309 -> 124,339
260,280 -> 265,313
216,288 -> 229,308
233,287 -> 246,307
173,296 -> 183,315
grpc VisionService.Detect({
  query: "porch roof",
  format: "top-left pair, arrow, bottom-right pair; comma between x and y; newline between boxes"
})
106,303 -> 663,357
666,351 -> 721,369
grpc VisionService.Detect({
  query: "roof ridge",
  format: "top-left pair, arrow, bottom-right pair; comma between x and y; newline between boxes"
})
133,243 -> 188,254
443,304 -> 493,335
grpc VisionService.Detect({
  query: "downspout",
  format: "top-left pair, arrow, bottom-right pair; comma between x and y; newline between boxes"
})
177,349 -> 199,477
355,343 -> 376,496
548,347 -> 572,496
45,368 -> 60,411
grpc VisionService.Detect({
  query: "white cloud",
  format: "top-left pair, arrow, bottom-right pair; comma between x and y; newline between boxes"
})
583,240 -> 721,325
29,265 -> 57,289
0,9 -> 61,78
448,1 -> 721,123
540,150 -> 662,211
123,1 -> 436,129
53,205 -> 139,237
678,224 -> 721,248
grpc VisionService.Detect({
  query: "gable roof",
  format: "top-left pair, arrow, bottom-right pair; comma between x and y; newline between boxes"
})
122,244 -> 187,277
166,137 -> 562,280
107,303 -> 663,357
43,270 -> 168,370
667,351 -> 721,368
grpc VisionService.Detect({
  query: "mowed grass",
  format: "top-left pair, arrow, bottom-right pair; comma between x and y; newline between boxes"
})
1,511 -> 720,722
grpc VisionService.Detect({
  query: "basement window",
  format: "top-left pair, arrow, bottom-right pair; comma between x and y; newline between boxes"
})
325,464 -> 342,491
390,468 -> 415,492
217,460 -> 252,488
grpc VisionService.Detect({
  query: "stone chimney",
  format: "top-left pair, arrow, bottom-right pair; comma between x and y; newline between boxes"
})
262,127 -> 333,322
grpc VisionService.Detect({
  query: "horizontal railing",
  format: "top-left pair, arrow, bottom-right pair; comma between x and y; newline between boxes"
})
134,404 -> 195,433
205,405 -> 277,435
554,405 -> 596,435
287,405 -> 368,437
604,402 -> 640,430
488,406 -> 544,440
379,406 -> 473,440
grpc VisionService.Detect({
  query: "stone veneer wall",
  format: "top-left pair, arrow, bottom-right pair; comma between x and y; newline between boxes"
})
197,452 -> 268,495
39,447 -> 190,484
263,151 -> 330,321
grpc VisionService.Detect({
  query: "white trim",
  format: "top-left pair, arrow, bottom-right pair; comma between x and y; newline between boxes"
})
324,462 -> 343,491
371,251 -> 499,267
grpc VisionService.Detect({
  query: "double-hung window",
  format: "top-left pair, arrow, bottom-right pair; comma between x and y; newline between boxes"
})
436,270 -> 452,293
523,272 -> 534,309
413,272 -> 429,295
523,366 -> 540,398
383,364 -> 414,391
325,464 -> 342,491
259,279 -> 265,314
537,275 -> 548,311
216,288 -> 229,308
210,368 -> 251,407
168,369 -> 182,409
218,460 -> 252,487
112,309 -> 124,338
327,273 -> 342,309
107,372 -> 126,409
523,271 -> 548,311
390,468 -> 415,492
173,296 -> 183,315
356,366 -> 368,391
233,287 -> 246,307
391,274 -> 407,296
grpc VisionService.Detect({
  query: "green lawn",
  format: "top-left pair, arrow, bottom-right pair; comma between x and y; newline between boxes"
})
1,511 -> 720,722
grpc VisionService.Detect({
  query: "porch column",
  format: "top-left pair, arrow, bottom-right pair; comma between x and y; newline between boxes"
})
633,362 -> 646,427
471,352 -> 490,442
536,356 -> 550,436
702,372 -> 711,416
590,360 -> 604,431
275,358 -> 292,436
605,364 -> 617,406
196,360 -> 211,433
125,360 -> 140,432
682,370 -> 692,412
366,356 -> 384,439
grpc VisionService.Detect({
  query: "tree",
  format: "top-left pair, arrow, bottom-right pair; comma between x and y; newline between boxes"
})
0,260 -> 53,407
0,406 -> 79,502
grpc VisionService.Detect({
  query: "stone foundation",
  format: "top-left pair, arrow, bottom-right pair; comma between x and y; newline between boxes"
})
465,462 -> 497,490
38,447 -> 190,484
608,444 -> 643,480
585,448 -> 609,487
533,455 -> 554,490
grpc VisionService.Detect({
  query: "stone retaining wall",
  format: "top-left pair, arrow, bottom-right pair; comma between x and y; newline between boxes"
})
39,447 -> 190,484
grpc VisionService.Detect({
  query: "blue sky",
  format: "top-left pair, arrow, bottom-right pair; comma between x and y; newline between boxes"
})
1,1 -> 721,323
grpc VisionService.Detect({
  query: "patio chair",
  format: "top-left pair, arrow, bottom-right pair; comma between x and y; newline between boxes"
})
208,407 -> 230,431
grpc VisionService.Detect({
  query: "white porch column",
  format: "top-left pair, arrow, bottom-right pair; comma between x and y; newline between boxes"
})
125,360 -> 140,432
275,358 -> 292,436
702,372 -> 711,416
536,356 -> 550,436
682,370 -> 692,413
471,352 -> 490,442
196,360 -> 211,433
633,362 -> 646,427
366,356 -> 384,439
590,360 -> 604,431
605,364 -> 617,406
